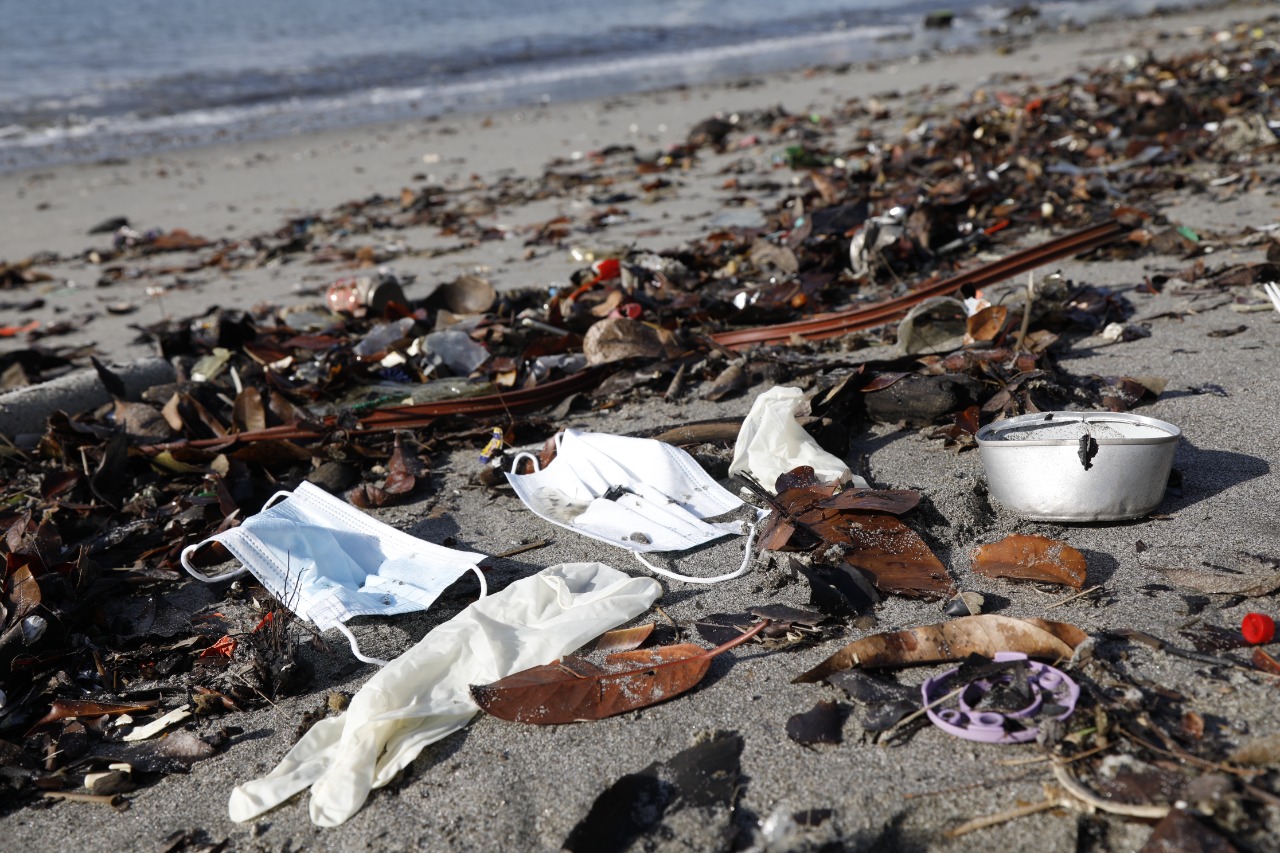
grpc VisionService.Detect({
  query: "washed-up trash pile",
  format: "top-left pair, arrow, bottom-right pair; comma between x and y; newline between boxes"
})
1,18 -> 1280,849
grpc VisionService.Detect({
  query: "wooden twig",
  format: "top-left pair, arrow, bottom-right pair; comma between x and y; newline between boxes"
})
43,791 -> 127,809
945,796 -> 1064,838
492,539 -> 551,559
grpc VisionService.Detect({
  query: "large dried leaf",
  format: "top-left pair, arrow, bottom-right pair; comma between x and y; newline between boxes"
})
794,615 -> 1087,683
972,534 -> 1087,589
965,305 -> 1009,343
5,564 -> 42,622
582,317 -> 677,366
817,513 -> 953,599
819,489 -> 920,515
472,621 -> 766,723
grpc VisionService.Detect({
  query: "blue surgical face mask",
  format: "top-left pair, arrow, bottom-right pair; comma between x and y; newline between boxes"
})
181,481 -> 487,665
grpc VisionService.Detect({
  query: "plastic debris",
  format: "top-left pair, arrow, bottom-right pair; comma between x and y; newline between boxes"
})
729,386 -> 863,491
1242,613 -> 1276,645
921,652 -> 1080,744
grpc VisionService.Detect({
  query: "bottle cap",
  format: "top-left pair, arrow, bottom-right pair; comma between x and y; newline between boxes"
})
1242,613 -> 1275,645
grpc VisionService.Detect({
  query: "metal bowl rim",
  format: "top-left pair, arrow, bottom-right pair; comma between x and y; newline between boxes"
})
975,411 -> 1181,448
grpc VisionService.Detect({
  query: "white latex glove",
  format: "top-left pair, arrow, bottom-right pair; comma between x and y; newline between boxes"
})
729,386 -> 865,491
228,562 -> 662,826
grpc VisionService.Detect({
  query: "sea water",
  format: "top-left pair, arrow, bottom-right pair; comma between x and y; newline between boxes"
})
0,0 -> 1206,171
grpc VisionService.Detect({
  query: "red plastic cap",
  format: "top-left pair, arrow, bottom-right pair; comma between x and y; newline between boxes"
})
1242,613 -> 1275,645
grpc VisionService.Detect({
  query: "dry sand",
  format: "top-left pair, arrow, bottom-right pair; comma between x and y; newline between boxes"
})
3,4 -> 1280,852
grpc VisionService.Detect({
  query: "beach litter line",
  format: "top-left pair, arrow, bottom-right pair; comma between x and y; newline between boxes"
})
135,220 -> 1131,452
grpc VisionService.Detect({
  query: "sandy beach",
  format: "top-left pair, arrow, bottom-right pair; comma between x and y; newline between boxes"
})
3,3 -> 1280,851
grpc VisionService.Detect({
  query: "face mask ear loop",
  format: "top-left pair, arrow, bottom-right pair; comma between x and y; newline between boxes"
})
633,521 -> 757,585
510,451 -> 541,474
180,541 -> 249,584
334,622 -> 391,667
263,489 -> 294,509
469,565 -> 488,599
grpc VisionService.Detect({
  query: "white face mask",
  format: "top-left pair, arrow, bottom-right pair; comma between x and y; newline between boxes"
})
181,481 -> 486,665
505,430 -> 757,584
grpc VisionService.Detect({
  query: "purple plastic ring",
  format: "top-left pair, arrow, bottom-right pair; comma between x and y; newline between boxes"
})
920,651 -> 1079,744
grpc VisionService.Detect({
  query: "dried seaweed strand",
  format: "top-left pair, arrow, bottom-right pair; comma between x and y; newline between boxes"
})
1045,585 -> 1104,610
1051,761 -> 1171,818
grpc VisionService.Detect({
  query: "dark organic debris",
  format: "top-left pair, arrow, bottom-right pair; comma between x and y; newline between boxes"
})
786,699 -> 843,746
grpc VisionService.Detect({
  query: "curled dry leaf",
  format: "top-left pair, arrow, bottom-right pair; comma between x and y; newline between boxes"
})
232,387 -> 267,433
591,623 -> 655,653
384,431 -> 425,496
471,621 -> 767,723
965,305 -> 1009,343
972,534 -> 1087,589
794,615 -> 1088,683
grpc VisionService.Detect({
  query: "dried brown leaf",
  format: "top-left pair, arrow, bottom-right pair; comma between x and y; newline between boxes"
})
232,387 -> 267,433
26,699 -> 156,735
592,623 -> 655,653
472,622 -> 767,723
384,432 -> 425,496
965,305 -> 1009,343
1138,809 -> 1240,853
862,372 -> 908,393
113,400 -> 174,443
1153,566 -> 1280,598
972,534 -> 1087,589
346,483 -> 389,509
815,513 -> 952,598
794,615 -> 1087,683
819,489 -> 921,515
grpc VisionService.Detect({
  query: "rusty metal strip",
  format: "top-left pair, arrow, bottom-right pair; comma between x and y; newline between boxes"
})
710,219 -> 1130,349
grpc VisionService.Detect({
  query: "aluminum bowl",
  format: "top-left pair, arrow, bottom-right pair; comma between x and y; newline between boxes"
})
975,411 -> 1181,521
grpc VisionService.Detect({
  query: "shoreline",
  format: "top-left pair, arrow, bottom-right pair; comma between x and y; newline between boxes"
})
2,3 -> 1273,367
0,0 -> 1230,178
